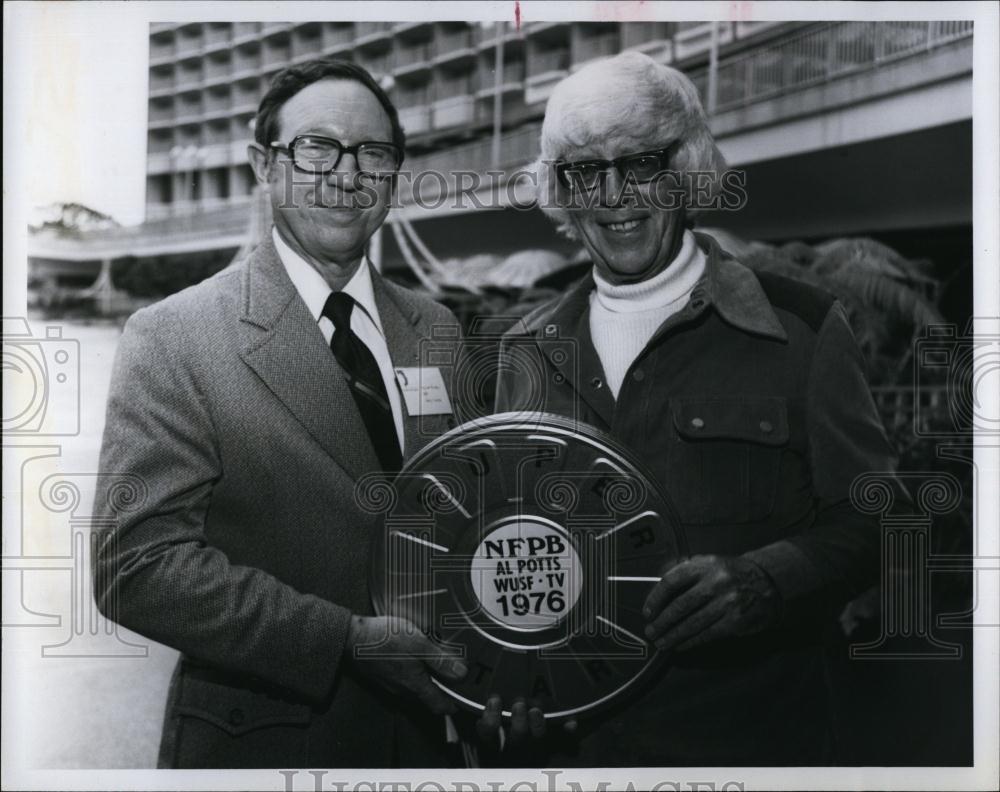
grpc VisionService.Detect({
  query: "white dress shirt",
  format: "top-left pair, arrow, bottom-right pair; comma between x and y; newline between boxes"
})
272,227 -> 406,454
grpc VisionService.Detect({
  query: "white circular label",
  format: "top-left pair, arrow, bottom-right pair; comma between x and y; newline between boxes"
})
470,519 -> 582,631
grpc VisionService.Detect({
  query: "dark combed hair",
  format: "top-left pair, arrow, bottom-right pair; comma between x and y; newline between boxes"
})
253,58 -> 405,164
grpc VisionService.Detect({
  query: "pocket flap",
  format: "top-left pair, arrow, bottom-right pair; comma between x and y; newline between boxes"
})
671,397 -> 789,446
173,665 -> 312,737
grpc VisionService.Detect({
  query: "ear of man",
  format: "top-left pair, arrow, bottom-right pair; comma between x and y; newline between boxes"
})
247,142 -> 274,187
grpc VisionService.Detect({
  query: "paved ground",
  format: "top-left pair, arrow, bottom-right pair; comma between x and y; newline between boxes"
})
4,319 -> 177,769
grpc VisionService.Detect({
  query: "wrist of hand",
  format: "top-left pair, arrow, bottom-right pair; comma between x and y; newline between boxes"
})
741,557 -> 783,624
344,614 -> 364,661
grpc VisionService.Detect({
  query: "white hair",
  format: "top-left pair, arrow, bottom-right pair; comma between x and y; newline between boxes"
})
532,50 -> 726,239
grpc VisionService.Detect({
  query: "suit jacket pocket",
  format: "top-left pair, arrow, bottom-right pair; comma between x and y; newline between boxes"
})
173,664 -> 312,736
669,397 -> 789,527
167,663 -> 313,768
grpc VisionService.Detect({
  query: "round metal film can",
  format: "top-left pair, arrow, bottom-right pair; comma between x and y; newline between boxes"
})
365,412 -> 685,720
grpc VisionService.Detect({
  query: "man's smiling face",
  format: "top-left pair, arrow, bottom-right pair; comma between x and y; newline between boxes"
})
260,78 -> 395,270
560,134 -> 685,286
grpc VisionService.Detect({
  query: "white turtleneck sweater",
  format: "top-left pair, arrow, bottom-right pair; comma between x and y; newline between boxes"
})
589,229 -> 707,399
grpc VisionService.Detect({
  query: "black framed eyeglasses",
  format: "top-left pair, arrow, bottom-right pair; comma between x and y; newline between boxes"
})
555,142 -> 680,192
270,134 -> 403,176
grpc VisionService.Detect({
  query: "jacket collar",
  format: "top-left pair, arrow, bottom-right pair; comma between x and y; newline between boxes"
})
519,231 -> 787,344
239,232 -> 298,331
695,232 -> 787,342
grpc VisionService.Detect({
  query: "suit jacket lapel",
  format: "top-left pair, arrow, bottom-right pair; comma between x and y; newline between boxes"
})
370,270 -> 454,460
238,237 -> 380,479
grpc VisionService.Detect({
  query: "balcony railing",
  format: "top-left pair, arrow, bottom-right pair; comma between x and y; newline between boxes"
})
150,40 -> 176,62
175,68 -> 204,90
203,24 -> 232,48
574,32 -> 620,65
397,87 -> 431,108
364,54 -> 394,77
674,22 -> 733,60
393,21 -> 433,39
261,23 -> 293,38
524,22 -> 569,37
148,130 -> 175,153
145,195 -> 253,224
476,60 -> 526,93
700,20 -> 974,113
203,123 -> 233,146
356,21 -> 393,47
175,103 -> 204,125
231,56 -> 260,79
232,22 -> 259,39
175,33 -> 203,57
148,102 -> 175,123
323,23 -> 354,49
436,28 -> 474,58
529,48 -> 570,77
400,123 -> 541,203
291,32 -> 324,62
149,71 -> 175,94
437,74 -> 473,97
432,95 -> 475,129
395,43 -> 433,72
231,99 -> 259,116
262,44 -> 291,68
475,22 -> 517,47
399,106 -> 432,136
201,95 -> 233,122
621,22 -> 668,50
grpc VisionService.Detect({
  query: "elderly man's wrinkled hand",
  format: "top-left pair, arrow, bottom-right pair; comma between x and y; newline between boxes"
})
642,555 -> 781,654
345,615 -> 467,715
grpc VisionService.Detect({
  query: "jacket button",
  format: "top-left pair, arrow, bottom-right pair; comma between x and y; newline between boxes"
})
590,377 -> 603,389
690,417 -> 705,429
759,420 -> 773,434
229,708 -> 245,726
632,369 -> 645,382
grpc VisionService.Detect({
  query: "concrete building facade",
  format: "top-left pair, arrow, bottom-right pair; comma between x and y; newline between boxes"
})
29,18 -> 974,311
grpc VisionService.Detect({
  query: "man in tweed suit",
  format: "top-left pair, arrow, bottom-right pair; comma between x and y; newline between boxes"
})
92,59 -> 466,768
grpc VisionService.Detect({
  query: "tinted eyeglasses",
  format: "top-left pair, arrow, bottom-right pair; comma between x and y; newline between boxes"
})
555,142 -> 679,192
270,134 -> 403,176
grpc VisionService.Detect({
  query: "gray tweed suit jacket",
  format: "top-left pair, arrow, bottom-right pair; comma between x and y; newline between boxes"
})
92,234 -> 461,768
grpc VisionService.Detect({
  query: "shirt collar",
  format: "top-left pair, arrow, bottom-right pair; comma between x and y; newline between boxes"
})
272,227 -> 384,335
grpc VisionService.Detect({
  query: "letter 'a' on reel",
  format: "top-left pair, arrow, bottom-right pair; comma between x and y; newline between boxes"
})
367,412 -> 686,721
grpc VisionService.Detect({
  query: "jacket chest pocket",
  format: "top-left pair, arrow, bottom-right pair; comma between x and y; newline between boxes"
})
168,664 -> 312,767
667,397 -> 789,526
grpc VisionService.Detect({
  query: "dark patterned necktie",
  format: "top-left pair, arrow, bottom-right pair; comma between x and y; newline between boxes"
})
322,291 -> 402,472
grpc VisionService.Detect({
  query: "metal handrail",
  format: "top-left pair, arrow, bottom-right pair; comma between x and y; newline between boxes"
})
699,20 -> 973,113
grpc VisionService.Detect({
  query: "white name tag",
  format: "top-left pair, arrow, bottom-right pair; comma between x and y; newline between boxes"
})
394,367 -> 453,416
